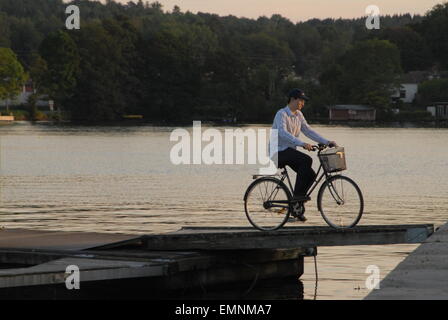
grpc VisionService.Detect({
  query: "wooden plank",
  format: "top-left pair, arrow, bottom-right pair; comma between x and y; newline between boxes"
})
0,246 -> 309,287
0,257 -> 166,288
178,225 -> 432,233
0,247 -> 308,289
0,228 -> 140,251
0,247 -> 308,269
0,256 -> 303,293
142,224 -> 435,250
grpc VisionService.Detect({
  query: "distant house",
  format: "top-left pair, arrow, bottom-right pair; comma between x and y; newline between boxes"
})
391,71 -> 432,104
0,81 -> 33,107
393,83 -> 418,103
329,105 -> 376,121
427,102 -> 448,119
0,80 -> 51,109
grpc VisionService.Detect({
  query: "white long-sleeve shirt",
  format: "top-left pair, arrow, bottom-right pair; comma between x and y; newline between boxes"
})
269,106 -> 329,158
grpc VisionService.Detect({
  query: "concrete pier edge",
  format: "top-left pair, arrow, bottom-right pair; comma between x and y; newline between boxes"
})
365,222 -> 448,300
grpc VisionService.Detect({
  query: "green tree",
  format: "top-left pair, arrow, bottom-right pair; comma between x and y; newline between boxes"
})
292,23 -> 323,77
319,63 -> 345,103
67,17 -> 143,121
27,54 -> 48,120
39,30 -> 79,109
413,3 -> 448,69
242,33 -> 294,99
142,20 -> 219,121
418,79 -> 448,105
203,43 -> 250,121
0,47 -> 27,112
338,39 -> 402,114
376,26 -> 432,72
0,13 -> 11,47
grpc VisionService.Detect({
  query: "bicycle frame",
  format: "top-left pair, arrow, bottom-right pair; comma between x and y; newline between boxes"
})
279,163 -> 328,196
262,150 -> 343,209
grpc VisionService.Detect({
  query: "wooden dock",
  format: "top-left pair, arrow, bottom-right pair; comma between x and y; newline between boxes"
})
0,228 -> 137,250
0,224 -> 434,299
139,224 -> 434,250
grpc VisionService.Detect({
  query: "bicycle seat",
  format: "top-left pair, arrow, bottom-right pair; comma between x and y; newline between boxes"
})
252,173 -> 279,179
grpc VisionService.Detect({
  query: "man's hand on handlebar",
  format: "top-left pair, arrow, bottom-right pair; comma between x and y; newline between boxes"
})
302,143 -> 314,151
303,141 -> 339,152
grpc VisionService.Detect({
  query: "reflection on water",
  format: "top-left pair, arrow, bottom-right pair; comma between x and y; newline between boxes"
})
0,123 -> 447,299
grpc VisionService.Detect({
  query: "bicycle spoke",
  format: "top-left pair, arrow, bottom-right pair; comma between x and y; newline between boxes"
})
245,178 -> 291,231
256,183 -> 265,202
263,181 -> 269,201
318,176 -> 363,229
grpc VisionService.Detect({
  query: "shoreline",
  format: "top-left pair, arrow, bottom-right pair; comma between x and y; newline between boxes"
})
4,119 -> 448,129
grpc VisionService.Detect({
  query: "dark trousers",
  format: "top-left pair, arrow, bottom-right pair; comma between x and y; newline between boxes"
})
277,148 -> 316,197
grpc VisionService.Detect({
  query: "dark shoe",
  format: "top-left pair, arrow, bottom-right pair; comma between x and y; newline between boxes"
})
287,215 -> 307,223
291,202 -> 307,222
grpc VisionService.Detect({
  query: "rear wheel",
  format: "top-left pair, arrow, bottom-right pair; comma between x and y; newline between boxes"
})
317,175 -> 363,228
244,177 -> 292,231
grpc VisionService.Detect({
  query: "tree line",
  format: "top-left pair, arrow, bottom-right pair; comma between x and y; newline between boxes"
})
1,0 -> 448,123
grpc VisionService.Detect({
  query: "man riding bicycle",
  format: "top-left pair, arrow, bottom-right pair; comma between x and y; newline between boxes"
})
270,88 -> 337,221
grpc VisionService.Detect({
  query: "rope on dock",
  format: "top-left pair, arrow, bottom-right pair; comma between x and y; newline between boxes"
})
313,255 -> 319,300
242,263 -> 260,297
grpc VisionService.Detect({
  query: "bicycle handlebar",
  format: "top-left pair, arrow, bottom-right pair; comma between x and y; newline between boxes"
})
310,143 -> 337,152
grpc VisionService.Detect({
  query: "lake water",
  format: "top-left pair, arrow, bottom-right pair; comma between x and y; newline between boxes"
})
1,122 -> 447,299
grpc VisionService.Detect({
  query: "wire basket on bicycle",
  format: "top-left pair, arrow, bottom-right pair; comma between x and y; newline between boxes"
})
318,147 -> 346,173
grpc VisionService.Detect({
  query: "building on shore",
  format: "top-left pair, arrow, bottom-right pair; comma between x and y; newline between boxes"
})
426,102 -> 448,119
390,70 -> 448,105
0,80 -> 51,110
390,71 -> 430,104
329,105 -> 376,121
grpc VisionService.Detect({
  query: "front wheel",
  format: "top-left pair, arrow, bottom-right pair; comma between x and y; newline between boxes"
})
317,175 -> 364,229
244,177 -> 292,231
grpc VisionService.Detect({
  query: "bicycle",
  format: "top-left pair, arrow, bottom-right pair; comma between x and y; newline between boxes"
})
243,144 -> 364,231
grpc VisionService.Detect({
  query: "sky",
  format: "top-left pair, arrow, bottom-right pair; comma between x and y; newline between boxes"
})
109,0 -> 444,22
